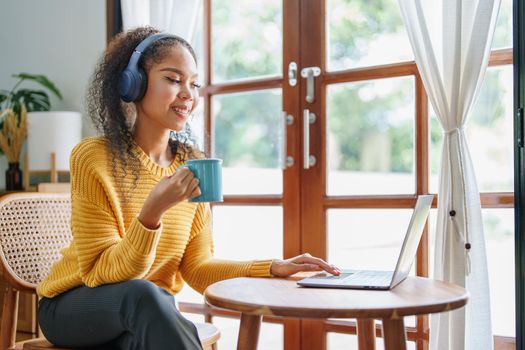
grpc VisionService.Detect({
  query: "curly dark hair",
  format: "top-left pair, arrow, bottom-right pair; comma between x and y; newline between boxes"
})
86,26 -> 204,196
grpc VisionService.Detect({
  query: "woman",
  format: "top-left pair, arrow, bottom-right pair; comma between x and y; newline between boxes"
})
36,26 -> 340,349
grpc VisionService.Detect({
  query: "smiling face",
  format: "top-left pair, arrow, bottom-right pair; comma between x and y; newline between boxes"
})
135,45 -> 200,133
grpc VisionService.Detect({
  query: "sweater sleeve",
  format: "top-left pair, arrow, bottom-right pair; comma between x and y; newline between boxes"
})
72,196 -> 162,287
179,203 -> 273,294
69,140 -> 162,287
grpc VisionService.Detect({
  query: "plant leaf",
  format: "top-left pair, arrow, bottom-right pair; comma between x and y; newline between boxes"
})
12,73 -> 62,100
0,90 -> 9,108
10,89 -> 50,115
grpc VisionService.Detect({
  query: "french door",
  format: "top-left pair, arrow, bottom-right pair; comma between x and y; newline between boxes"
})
171,0 -> 514,349
292,1 -> 427,349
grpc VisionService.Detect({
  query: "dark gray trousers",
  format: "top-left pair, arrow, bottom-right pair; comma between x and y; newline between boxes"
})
38,280 -> 203,350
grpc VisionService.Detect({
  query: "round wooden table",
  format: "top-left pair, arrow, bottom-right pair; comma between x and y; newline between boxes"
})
204,276 -> 468,350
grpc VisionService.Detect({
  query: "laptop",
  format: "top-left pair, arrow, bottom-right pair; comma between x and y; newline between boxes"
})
297,195 -> 433,290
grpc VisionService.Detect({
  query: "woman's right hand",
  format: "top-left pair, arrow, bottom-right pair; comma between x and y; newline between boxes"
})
138,167 -> 201,229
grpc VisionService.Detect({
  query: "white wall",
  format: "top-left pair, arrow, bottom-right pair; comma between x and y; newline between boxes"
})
0,0 -> 106,188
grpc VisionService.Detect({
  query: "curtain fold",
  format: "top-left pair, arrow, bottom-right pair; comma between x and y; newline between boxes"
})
398,0 -> 500,349
121,0 -> 201,42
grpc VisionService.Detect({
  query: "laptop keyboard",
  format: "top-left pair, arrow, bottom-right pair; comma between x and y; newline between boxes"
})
311,271 -> 392,285
343,271 -> 392,285
311,270 -> 392,286
310,272 -> 353,279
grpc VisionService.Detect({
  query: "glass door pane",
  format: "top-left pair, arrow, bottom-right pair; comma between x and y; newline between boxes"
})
212,89 -> 283,195
212,206 -> 283,260
484,209 -> 515,337
326,0 -> 412,71
326,76 -> 415,195
327,209 -> 413,270
492,0 -> 513,49
213,316 -> 284,350
212,0 -> 282,82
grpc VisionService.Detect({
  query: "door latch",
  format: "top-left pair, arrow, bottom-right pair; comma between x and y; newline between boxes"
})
300,66 -> 321,103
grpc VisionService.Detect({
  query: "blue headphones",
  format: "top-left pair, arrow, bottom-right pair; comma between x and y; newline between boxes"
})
118,33 -> 175,102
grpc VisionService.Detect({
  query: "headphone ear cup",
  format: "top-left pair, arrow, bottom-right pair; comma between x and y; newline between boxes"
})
119,33 -> 173,102
135,67 -> 148,101
118,68 -> 141,102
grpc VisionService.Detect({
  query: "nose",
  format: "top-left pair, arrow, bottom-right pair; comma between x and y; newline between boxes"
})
178,83 -> 193,100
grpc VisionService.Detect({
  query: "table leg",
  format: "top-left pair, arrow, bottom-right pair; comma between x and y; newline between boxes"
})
236,313 -> 262,350
381,318 -> 406,350
357,319 -> 376,350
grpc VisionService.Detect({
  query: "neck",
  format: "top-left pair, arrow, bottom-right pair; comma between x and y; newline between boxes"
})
133,119 -> 173,167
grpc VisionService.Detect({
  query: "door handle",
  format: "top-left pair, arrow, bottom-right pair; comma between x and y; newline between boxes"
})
288,62 -> 298,87
518,107 -> 523,148
303,109 -> 317,169
301,66 -> 321,103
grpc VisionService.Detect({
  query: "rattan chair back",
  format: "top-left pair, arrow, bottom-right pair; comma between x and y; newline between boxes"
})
0,193 -> 72,350
0,193 -> 72,291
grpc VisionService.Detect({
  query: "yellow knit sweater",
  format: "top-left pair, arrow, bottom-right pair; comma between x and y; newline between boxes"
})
37,137 -> 273,298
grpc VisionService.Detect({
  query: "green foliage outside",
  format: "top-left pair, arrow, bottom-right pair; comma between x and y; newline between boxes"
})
212,0 -> 281,82
327,78 -> 414,172
328,0 -> 402,68
213,91 -> 281,168
492,0 -> 512,49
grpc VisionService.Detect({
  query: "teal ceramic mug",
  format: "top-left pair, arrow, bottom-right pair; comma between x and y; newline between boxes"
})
182,158 -> 223,202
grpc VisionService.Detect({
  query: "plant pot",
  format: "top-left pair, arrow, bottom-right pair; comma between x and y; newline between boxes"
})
27,111 -> 82,172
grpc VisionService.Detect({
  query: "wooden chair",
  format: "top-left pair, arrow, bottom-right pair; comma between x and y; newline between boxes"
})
0,193 -> 219,350
36,183 -> 71,194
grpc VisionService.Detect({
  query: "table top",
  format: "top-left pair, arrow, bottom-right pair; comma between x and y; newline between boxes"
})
204,275 -> 468,319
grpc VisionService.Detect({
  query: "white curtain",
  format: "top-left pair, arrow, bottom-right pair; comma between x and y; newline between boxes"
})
121,0 -> 201,42
398,1 -> 500,349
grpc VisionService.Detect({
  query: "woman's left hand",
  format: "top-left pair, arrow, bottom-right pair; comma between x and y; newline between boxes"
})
270,253 -> 341,277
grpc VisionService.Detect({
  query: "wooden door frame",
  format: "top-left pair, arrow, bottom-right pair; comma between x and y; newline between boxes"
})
282,1 -> 303,349
514,0 -> 525,348
299,1 -> 328,349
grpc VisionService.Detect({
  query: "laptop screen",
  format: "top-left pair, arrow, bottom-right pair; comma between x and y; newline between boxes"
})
389,195 -> 433,288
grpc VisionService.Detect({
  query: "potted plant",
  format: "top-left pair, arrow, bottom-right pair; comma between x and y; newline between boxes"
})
0,108 -> 27,190
0,73 -> 62,190
0,73 -> 62,117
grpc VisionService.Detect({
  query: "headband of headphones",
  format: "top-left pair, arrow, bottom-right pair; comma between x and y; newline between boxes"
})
118,33 -> 175,102
126,33 -> 174,73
